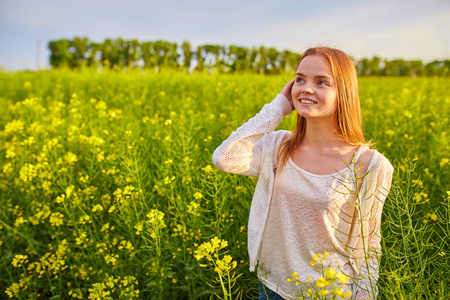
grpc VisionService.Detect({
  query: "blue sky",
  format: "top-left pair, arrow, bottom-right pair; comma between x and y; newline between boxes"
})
1,0 -> 449,70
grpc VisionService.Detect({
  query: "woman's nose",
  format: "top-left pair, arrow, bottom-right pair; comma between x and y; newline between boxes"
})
302,83 -> 314,94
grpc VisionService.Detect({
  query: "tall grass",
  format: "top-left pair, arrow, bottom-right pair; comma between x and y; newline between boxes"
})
0,69 -> 448,299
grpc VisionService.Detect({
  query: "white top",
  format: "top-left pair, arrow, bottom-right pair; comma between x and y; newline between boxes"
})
213,94 -> 394,299
258,147 -> 367,299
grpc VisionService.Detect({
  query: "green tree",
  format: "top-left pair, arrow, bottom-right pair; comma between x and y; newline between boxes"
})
267,48 -> 280,74
256,46 -> 268,74
443,60 -> 450,76
153,40 -> 171,69
285,50 -> 301,73
195,46 -> 205,72
182,41 -> 192,71
410,60 -> 424,77
248,47 -> 259,73
113,38 -> 125,69
229,45 -> 249,72
48,39 -> 71,68
87,42 -> 101,69
425,60 -> 450,76
358,58 -> 371,76
124,39 -> 140,68
141,41 -> 156,69
203,44 -> 222,72
383,59 -> 406,76
100,39 -> 119,68
69,36 -> 89,68
169,42 -> 179,69
371,56 -> 381,76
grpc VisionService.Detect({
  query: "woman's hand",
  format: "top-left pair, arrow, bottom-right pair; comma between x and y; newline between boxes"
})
280,79 -> 295,111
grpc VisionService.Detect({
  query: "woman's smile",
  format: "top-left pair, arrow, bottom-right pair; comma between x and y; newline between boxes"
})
299,97 -> 317,105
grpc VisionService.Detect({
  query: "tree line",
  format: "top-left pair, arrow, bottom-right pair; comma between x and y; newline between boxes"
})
48,37 -> 450,76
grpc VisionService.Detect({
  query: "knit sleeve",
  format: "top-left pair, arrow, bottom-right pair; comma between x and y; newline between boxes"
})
212,94 -> 292,177
353,156 -> 393,299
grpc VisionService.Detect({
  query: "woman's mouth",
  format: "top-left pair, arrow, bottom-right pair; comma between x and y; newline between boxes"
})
299,98 -> 317,104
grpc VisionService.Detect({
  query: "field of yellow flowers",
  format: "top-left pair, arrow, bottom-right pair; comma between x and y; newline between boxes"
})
0,69 -> 449,299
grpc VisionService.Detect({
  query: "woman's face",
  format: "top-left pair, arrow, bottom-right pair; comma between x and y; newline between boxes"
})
291,55 -> 337,120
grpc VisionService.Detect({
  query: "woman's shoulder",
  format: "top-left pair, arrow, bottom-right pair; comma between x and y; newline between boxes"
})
366,147 -> 394,175
359,147 -> 375,164
280,130 -> 291,144
262,130 -> 291,145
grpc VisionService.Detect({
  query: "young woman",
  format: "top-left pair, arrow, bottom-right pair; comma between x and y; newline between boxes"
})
213,47 -> 393,299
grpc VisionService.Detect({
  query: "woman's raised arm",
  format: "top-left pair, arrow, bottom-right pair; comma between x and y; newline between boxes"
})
212,81 -> 294,177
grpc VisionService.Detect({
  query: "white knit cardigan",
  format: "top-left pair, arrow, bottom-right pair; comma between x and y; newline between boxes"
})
213,94 -> 394,299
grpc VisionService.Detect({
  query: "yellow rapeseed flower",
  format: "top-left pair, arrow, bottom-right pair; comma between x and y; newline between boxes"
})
64,152 -> 78,164
66,185 -> 75,198
318,290 -> 330,296
324,267 -> 336,280
12,255 -> 28,267
187,201 -> 200,216
104,254 -> 118,266
202,164 -> 214,174
96,151 -> 105,162
164,176 -> 175,185
193,192 -> 203,199
92,204 -> 104,212
49,212 -> 64,226
440,158 -> 449,168
95,101 -> 107,111
333,288 -> 344,296
315,276 -> 330,288
108,205 -> 117,214
342,290 -> 352,298
385,129 -> 395,136
14,217 -> 28,227
5,282 -> 21,298
147,209 -> 166,227
88,282 -> 110,300
4,119 -> 25,135
5,146 -> 16,158
134,222 -> 144,235
19,163 -> 37,182
336,271 -> 351,284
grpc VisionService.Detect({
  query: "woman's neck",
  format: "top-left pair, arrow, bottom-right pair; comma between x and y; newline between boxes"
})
301,118 -> 348,150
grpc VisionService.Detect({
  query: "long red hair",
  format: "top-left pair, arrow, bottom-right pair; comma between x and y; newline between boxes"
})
277,47 -> 368,170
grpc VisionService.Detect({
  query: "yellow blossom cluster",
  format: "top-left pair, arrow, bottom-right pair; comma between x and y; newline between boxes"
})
113,185 -> 141,204
26,239 -> 70,278
88,275 -> 139,300
12,254 -> 29,268
194,237 -> 237,274
146,209 -> 166,239
287,253 -> 352,299
187,201 -> 201,216
147,209 -> 166,227
5,277 -> 31,298
310,251 -> 329,267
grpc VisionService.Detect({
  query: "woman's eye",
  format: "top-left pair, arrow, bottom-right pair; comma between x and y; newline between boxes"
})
296,77 -> 304,83
318,80 -> 327,86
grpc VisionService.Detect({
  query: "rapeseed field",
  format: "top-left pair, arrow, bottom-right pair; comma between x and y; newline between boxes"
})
0,69 -> 448,299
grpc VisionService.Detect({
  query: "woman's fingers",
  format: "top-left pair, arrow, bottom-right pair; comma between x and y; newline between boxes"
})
281,79 -> 295,110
